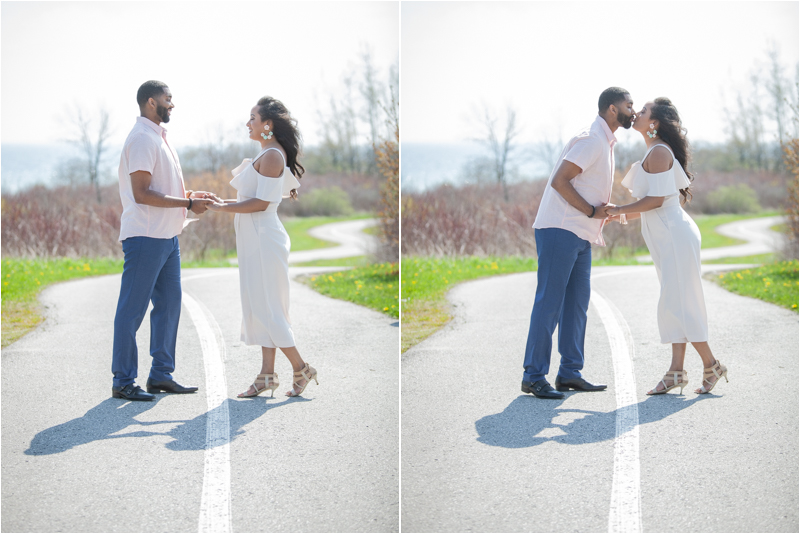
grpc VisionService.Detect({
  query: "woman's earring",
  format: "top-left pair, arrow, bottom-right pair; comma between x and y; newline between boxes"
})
647,123 -> 658,139
261,125 -> 273,140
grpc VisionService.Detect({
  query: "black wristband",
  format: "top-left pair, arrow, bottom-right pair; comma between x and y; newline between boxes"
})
588,205 -> 595,218
187,198 -> 193,211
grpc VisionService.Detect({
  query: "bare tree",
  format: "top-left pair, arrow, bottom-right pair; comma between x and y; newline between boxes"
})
470,102 -> 522,202
64,103 -> 113,202
766,44 -> 789,146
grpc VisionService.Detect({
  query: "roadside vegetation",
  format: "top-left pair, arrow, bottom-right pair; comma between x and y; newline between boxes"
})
303,262 -> 399,320
713,260 -> 799,312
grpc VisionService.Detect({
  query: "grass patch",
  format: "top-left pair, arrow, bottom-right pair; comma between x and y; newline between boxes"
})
282,213 -> 373,252
301,262 -> 398,319
1,256 -> 239,348
2,257 -> 125,347
292,256 -> 370,268
401,256 -> 538,352
703,253 -> 779,264
710,260 -> 798,312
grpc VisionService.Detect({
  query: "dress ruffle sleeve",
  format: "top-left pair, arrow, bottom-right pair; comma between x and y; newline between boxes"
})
230,160 -> 284,202
282,173 -> 301,198
621,162 -> 691,199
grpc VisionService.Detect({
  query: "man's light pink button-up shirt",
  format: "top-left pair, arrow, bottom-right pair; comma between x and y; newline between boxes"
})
118,117 -> 187,242
533,115 -> 617,246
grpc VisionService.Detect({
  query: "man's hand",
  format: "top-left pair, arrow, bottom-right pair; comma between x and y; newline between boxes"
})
190,198 -> 213,214
592,203 -> 609,219
192,190 -> 224,203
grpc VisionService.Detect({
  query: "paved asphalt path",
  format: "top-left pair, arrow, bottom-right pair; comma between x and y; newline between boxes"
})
2,268 -> 398,528
403,218 -> 798,532
290,218 -> 379,264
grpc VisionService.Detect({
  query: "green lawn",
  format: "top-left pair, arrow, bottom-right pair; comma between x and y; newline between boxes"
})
710,260 -> 798,312
292,255 -> 370,267
301,262 -> 399,319
0,256 -> 241,348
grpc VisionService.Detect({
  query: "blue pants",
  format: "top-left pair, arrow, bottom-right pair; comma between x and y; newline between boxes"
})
112,236 -> 182,388
523,228 -> 592,383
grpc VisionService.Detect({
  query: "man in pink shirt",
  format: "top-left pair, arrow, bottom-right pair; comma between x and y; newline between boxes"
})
111,80 -> 214,401
521,87 -> 634,399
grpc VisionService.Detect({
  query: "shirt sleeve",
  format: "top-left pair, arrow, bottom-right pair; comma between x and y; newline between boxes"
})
563,136 -> 601,173
127,133 -> 157,175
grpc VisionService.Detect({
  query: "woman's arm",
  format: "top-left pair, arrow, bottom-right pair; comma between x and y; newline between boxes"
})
607,196 -> 663,217
208,198 -> 270,213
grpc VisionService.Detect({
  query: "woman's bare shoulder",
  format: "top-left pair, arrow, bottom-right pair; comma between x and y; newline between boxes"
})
254,149 -> 285,178
642,145 -> 674,173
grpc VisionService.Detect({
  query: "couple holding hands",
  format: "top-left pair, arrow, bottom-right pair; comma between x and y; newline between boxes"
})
521,87 -> 728,400
111,80 -> 316,402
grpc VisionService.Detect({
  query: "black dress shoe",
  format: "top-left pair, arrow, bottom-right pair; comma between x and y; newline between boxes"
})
112,383 -> 155,401
555,376 -> 607,392
521,379 -> 565,399
146,378 -> 199,394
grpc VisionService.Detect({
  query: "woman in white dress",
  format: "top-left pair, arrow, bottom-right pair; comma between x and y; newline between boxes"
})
606,98 -> 728,395
208,96 -> 318,398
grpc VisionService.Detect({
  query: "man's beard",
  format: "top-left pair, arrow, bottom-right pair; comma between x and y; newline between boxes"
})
617,110 -> 632,129
157,104 -> 171,124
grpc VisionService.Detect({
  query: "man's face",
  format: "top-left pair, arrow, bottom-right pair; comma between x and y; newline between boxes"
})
151,88 -> 174,124
614,94 -> 634,129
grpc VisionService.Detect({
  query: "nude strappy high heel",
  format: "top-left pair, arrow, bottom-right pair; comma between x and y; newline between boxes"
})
286,363 -> 318,397
647,370 -> 688,395
238,373 -> 279,398
695,360 -> 728,394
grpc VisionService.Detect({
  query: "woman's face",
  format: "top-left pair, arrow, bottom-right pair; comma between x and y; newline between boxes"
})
246,106 -> 271,141
632,102 -> 656,134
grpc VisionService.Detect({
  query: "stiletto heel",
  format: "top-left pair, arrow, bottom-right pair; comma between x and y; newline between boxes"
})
286,363 -> 317,397
238,373 -> 279,398
696,361 -> 727,394
647,370 -> 688,395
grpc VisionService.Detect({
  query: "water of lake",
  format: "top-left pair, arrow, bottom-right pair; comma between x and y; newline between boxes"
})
401,142 -> 552,192
1,143 -> 123,194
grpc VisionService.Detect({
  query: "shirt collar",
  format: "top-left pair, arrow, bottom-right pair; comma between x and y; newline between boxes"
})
595,115 -> 617,147
136,116 -> 167,136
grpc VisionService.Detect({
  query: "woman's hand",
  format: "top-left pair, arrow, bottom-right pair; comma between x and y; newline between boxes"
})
606,206 -> 621,217
206,202 -> 227,212
192,190 -> 224,203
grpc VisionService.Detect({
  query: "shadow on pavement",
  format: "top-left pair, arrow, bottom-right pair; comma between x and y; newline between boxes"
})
25,394 -> 310,456
475,393 -> 716,448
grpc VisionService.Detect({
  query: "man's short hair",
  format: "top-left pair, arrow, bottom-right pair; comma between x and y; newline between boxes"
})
137,80 -> 168,107
598,87 -> 630,113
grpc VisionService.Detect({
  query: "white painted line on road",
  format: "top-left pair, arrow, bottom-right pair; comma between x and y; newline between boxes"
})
183,292 -> 232,533
591,289 -> 642,533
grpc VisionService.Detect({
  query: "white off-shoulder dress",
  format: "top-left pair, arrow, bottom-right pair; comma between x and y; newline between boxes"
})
621,143 -> 708,344
229,146 -> 302,348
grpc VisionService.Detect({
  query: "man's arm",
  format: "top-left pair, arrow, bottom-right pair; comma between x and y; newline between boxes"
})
550,160 -> 609,219
130,171 -> 211,214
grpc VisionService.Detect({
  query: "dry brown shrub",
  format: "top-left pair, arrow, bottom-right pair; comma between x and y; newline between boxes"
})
374,123 -> 399,263
401,181 -> 546,257
1,183 -> 122,258
781,137 -> 799,259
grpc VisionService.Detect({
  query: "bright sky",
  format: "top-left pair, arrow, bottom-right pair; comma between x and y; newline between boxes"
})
402,1 -> 799,146
1,1 -> 399,147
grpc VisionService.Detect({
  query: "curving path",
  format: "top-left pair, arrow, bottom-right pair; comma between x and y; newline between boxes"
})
1,221 -> 397,532
402,264 -> 798,532
636,214 -> 787,262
